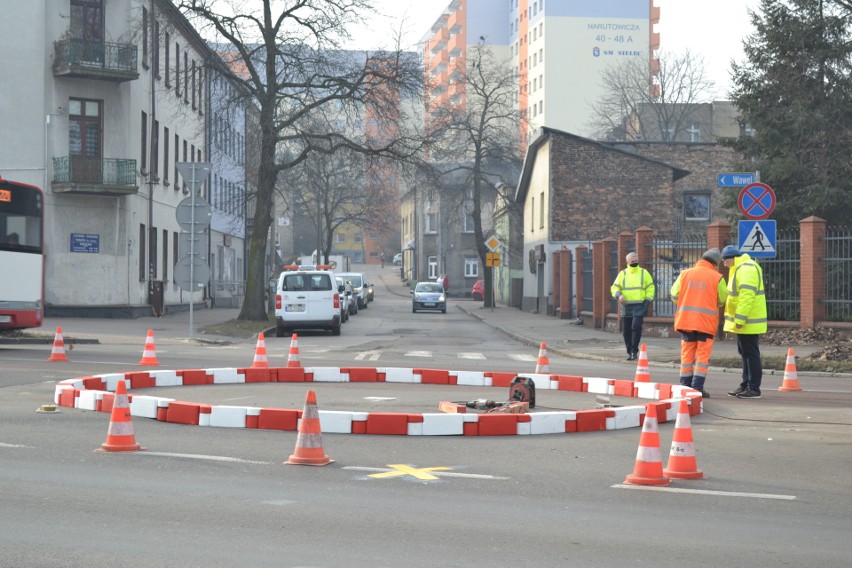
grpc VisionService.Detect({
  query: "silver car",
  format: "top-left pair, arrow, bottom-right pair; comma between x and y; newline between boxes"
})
411,281 -> 446,314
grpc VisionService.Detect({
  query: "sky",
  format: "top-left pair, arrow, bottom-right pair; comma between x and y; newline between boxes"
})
352,0 -> 762,99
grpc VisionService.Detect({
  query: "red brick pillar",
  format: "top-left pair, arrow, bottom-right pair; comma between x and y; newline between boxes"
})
593,238 -> 616,328
800,216 -> 826,328
558,250 -> 573,319
575,245 -> 587,317
707,221 -> 732,253
634,226 -> 654,316
707,221 -> 733,338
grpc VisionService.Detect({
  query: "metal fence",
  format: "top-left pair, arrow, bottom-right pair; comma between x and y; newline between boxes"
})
582,249 -> 593,312
609,247 -> 619,314
758,227 -> 800,321
650,234 -> 706,317
824,227 -> 852,322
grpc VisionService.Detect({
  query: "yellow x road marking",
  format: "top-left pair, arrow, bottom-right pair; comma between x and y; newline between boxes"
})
368,464 -> 453,481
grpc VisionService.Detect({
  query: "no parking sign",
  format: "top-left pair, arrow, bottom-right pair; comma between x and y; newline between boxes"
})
738,183 -> 776,220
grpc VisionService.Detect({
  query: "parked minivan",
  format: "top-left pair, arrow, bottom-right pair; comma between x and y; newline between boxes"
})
275,265 -> 342,336
336,272 -> 369,309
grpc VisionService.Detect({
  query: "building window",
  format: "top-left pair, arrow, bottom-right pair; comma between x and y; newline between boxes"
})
539,191 -> 545,229
140,111 -> 147,172
530,196 -> 535,232
164,33 -> 170,87
463,213 -> 475,233
138,224 -> 146,281
465,257 -> 479,277
175,43 -> 181,97
172,231 -> 179,282
153,19 -> 160,78
354,232 -> 363,243
142,7 -> 148,68
162,229 -> 168,281
428,256 -> 438,279
684,193 -> 711,221
335,232 -> 345,244
425,212 -> 438,233
174,133 -> 179,190
163,127 -> 169,184
151,120 -> 159,180
687,123 -> 701,142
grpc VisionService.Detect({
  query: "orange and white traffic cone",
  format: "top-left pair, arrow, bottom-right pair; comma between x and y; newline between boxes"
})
286,390 -> 333,466
47,326 -> 69,362
137,329 -> 160,366
663,399 -> 703,479
633,343 -> 651,383
535,342 -> 550,373
252,332 -> 269,368
778,347 -> 803,392
624,404 -> 670,486
287,333 -> 301,368
97,380 -> 142,452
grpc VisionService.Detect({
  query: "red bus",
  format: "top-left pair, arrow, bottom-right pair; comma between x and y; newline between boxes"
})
0,176 -> 45,331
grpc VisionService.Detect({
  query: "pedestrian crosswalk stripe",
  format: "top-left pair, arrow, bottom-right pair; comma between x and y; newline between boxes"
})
508,354 -> 536,362
458,352 -> 486,359
355,351 -> 381,361
405,351 -> 432,357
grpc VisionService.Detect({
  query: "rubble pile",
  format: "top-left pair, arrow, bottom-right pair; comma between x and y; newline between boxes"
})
764,327 -> 852,362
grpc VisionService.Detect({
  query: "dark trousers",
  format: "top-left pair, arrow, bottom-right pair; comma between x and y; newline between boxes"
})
736,333 -> 762,391
622,316 -> 644,356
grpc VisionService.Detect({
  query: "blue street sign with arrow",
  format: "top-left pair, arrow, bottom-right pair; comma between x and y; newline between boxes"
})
717,173 -> 756,187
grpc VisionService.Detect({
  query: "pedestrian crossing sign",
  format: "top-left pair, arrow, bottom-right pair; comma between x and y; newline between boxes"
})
738,220 -> 776,258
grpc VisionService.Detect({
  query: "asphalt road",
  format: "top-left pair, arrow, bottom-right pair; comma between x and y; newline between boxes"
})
1,283 -> 851,567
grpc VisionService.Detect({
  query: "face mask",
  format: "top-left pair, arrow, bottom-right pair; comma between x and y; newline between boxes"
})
629,262 -> 639,267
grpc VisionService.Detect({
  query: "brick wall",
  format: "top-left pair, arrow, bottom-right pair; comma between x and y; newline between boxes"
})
549,135 -> 677,241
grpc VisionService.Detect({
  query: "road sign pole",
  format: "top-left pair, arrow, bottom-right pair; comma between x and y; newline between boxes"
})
189,165 -> 197,340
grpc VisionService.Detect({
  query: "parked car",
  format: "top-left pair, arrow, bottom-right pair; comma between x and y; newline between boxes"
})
393,252 -> 403,265
275,265 -> 342,336
471,279 -> 484,301
338,278 -> 358,316
411,281 -> 447,313
336,272 -> 368,309
335,277 -> 353,321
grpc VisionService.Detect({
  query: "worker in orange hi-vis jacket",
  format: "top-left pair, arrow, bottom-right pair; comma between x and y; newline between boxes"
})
670,248 -> 728,398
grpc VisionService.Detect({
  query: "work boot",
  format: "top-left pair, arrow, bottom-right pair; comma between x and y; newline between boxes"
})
736,389 -> 762,399
727,386 -> 746,397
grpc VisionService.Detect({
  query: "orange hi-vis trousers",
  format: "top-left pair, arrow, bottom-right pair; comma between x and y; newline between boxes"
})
680,337 -> 715,390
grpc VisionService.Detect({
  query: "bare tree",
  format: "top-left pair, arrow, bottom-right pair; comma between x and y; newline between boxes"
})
174,0 -> 424,320
587,50 -> 716,141
427,43 -> 524,308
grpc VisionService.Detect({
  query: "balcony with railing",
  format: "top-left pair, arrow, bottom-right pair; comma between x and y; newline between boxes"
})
52,157 -> 139,196
53,38 -> 139,82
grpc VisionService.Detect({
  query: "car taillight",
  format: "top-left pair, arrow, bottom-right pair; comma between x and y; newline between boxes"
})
276,294 -> 282,309
333,293 -> 340,309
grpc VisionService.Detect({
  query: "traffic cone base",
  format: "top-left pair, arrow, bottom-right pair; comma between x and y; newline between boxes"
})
287,333 -> 302,368
664,399 -> 704,479
624,404 -> 670,486
48,327 -> 69,362
778,347 -> 803,392
96,381 -> 144,452
252,332 -> 269,368
535,342 -> 550,374
287,390 -> 333,466
138,329 -> 160,366
633,343 -> 651,383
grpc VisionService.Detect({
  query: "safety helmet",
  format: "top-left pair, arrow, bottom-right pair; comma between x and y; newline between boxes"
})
721,245 -> 742,259
701,248 -> 722,266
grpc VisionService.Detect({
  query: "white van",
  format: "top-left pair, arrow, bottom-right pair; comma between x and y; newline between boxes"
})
336,272 -> 369,309
275,265 -> 342,336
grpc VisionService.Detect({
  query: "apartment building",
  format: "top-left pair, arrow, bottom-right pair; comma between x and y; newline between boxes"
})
424,0 -> 658,144
0,0 -> 246,315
